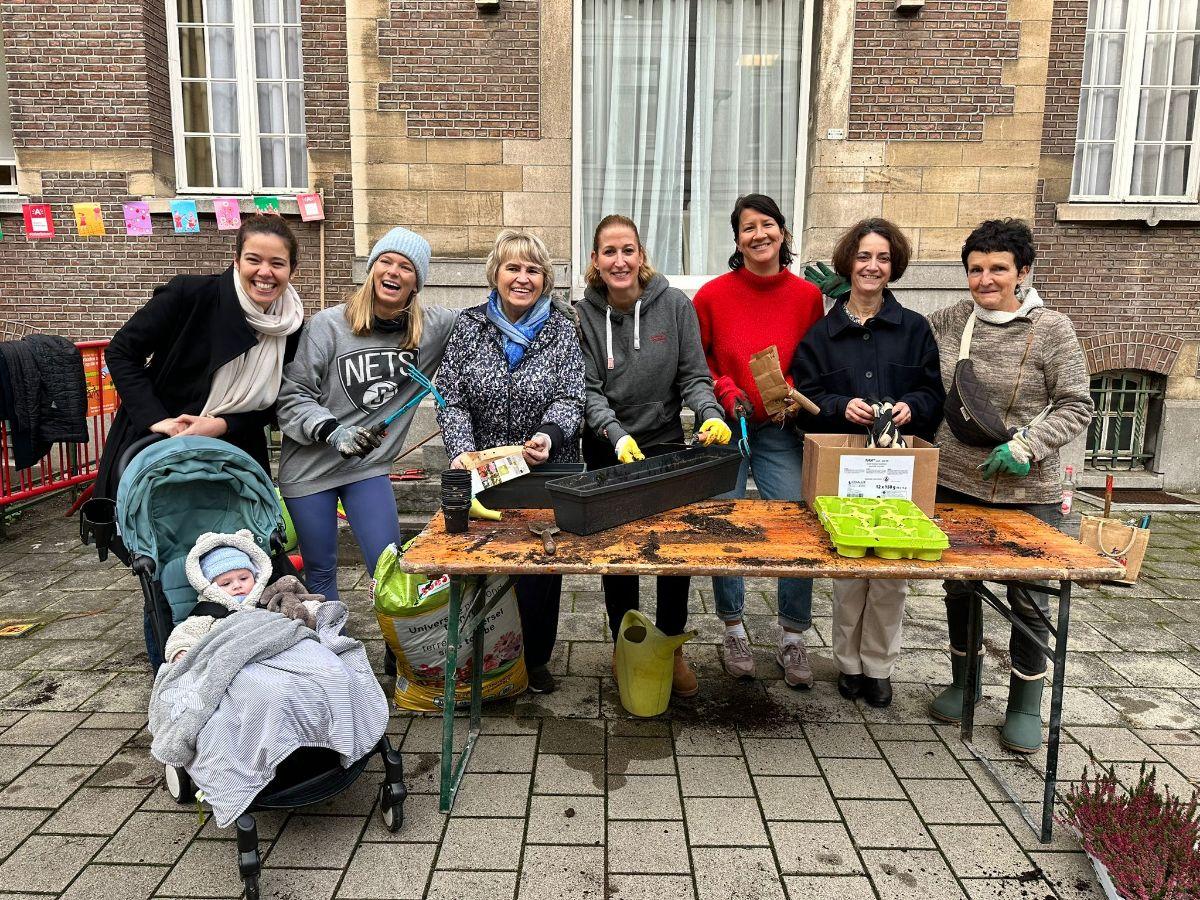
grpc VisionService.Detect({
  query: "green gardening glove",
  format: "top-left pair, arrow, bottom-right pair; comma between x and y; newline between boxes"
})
981,440 -> 1032,480
802,261 -> 851,300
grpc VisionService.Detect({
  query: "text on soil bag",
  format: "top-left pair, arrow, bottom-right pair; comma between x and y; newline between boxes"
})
837,454 -> 916,500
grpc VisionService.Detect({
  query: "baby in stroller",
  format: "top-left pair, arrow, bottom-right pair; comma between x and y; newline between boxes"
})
164,530 -> 323,663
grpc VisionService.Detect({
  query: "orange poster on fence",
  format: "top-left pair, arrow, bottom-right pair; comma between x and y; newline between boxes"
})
81,346 -> 118,417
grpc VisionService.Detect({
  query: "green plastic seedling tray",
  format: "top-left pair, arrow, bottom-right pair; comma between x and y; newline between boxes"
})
811,496 -> 949,560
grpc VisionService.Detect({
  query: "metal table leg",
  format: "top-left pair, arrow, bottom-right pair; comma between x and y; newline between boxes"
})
1041,581 -> 1072,842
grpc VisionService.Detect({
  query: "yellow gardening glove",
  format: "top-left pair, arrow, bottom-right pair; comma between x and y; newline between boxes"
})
615,435 -> 645,464
697,418 -> 732,446
469,497 -> 502,521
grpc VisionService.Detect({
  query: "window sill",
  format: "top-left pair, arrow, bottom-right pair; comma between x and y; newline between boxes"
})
1055,202 -> 1200,226
143,196 -> 302,216
0,196 -> 28,213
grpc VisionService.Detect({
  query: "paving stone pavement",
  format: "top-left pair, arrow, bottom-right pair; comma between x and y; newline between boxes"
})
0,495 -> 1198,898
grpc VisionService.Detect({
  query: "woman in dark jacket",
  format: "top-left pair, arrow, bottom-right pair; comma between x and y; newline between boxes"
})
436,229 -> 585,695
97,214 -> 305,503
793,217 -> 943,709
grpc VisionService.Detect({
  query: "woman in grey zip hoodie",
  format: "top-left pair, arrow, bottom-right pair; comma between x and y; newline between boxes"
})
578,215 -> 731,699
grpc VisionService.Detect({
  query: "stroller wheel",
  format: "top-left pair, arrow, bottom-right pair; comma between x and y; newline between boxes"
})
164,765 -> 192,805
242,874 -> 260,900
380,784 -> 404,833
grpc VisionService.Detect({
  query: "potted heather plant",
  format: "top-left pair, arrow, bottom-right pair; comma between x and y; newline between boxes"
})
1058,762 -> 1200,899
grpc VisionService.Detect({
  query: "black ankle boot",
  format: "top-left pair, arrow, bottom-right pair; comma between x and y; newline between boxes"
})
861,676 -> 892,708
837,672 -> 863,700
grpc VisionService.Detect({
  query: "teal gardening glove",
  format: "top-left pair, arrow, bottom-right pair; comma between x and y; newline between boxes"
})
981,430 -> 1033,480
802,261 -> 850,301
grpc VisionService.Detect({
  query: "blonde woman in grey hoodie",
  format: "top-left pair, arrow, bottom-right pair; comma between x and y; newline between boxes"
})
578,215 -> 732,699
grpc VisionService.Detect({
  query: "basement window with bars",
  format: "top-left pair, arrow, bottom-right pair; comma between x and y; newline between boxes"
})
1072,0 -> 1200,202
0,32 -> 16,193
1086,370 -> 1164,470
167,0 -> 308,192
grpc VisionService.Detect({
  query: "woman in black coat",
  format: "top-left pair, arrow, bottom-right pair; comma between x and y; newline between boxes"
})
792,218 -> 943,710
96,214 -> 305,504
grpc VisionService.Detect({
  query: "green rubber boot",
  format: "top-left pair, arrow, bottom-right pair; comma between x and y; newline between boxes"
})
929,648 -> 984,724
1000,670 -> 1045,754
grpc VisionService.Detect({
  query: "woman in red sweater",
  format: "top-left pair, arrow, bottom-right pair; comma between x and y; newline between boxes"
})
693,194 -> 824,688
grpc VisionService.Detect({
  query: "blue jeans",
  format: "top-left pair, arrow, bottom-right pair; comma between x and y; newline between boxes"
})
713,424 -> 813,631
286,475 -> 402,603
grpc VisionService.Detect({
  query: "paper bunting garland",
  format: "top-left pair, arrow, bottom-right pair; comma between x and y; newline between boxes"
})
213,198 -> 242,231
123,202 -> 153,236
22,204 -> 55,239
170,199 -> 200,235
297,192 -> 325,222
74,203 -> 106,237
254,196 -> 281,215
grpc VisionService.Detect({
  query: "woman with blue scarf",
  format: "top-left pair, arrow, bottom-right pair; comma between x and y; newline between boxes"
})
436,229 -> 586,694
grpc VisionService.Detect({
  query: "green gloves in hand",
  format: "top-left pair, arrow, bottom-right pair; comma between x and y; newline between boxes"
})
615,435 -> 645,464
803,261 -> 850,300
981,431 -> 1033,480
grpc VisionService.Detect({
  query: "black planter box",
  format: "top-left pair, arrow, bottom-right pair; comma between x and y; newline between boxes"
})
545,446 -> 742,535
476,463 -> 587,509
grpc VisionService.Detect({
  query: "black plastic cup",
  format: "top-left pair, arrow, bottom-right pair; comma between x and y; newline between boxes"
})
80,497 -> 117,560
444,503 -> 470,534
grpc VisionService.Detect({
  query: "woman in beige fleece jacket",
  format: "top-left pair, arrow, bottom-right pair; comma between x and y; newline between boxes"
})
926,218 -> 1093,754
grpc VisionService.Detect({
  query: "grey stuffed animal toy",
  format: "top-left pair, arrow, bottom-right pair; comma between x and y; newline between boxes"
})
259,576 -> 325,629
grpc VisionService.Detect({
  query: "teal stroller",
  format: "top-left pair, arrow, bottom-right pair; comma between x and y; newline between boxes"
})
89,435 -> 406,899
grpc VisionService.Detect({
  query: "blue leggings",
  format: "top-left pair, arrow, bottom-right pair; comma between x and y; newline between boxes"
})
285,475 -> 401,603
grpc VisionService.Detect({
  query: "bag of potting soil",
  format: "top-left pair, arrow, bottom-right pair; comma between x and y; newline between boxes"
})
372,540 -> 527,711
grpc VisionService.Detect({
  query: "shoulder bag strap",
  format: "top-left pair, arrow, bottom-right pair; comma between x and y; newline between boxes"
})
958,311 -> 977,362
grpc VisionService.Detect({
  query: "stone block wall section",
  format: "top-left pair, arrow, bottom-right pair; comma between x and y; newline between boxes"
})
347,0 -> 570,262
1033,1 -> 1200,379
377,0 -> 540,140
0,0 -> 356,339
805,0 -> 1050,263
849,0 -> 1019,141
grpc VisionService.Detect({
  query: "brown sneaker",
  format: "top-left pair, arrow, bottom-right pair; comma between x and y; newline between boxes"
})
721,630 -> 756,678
777,637 -> 813,689
672,647 -> 699,697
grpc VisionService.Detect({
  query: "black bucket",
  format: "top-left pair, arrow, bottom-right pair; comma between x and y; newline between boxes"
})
80,498 -> 117,561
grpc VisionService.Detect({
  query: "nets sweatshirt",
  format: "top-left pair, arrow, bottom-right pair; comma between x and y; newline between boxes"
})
276,304 -> 457,498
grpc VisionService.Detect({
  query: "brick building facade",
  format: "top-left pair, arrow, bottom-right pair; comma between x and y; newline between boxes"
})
1,0 -> 1197,488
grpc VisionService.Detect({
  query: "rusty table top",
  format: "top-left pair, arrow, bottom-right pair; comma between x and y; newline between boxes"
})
399,500 -> 1125,583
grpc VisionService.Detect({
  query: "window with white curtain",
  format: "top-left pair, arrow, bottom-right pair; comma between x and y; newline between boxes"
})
0,32 -> 17,193
167,0 -> 308,192
581,0 -> 802,276
1072,0 -> 1200,201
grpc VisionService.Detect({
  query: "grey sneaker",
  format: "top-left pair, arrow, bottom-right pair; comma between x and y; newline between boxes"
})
777,638 -> 813,689
721,631 -> 755,678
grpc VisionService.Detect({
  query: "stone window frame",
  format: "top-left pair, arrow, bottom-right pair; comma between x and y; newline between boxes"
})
165,0 -> 309,195
1086,369 -> 1165,472
1069,0 -> 1200,205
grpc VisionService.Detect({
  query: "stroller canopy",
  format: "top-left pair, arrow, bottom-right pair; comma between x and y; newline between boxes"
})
115,436 -> 282,567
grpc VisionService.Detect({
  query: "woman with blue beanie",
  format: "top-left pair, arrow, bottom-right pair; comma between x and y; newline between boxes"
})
277,226 -> 457,602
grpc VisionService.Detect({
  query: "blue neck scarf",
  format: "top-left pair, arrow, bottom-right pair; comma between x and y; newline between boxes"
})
485,290 -> 552,371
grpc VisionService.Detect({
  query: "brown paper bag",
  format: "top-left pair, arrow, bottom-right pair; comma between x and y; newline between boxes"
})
749,346 -> 819,416
1078,514 -> 1149,585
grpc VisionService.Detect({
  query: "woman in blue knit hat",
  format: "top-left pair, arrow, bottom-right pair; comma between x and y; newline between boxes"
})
277,226 -> 458,602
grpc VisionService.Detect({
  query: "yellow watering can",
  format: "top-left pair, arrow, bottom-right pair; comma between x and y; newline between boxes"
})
614,610 -> 697,717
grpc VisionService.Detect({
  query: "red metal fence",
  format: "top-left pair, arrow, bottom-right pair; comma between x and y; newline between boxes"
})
0,340 -> 117,509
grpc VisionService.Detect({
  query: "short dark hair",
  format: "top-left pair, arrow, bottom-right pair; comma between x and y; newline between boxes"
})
728,193 -> 794,271
830,218 -> 911,282
960,218 -> 1035,272
236,214 -> 300,270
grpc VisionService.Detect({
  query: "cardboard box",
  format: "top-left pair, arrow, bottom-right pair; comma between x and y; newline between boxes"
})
802,434 -> 940,516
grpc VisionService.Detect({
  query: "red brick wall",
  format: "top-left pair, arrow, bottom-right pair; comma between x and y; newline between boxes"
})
1034,0 -> 1200,378
377,0 -> 540,140
849,1 -> 1019,141
300,0 -> 350,152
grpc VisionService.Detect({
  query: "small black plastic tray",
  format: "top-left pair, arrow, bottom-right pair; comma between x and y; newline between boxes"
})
476,463 -> 586,509
545,446 -> 742,535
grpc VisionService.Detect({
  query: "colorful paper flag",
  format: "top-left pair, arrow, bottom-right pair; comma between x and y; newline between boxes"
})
254,196 -> 281,215
213,197 -> 242,231
0,219 -> 4,240
170,199 -> 200,235
73,203 -> 106,237
122,201 -> 153,236
297,192 -> 325,222
22,204 -> 55,239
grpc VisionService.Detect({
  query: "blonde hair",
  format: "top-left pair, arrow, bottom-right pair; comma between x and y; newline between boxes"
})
584,214 -> 657,292
343,269 -> 424,346
485,230 -> 555,296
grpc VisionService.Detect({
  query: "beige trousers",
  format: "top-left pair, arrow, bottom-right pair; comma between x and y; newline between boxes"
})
831,578 -> 908,678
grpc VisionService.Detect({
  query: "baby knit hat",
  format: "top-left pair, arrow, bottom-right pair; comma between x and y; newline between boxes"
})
366,226 -> 431,292
199,545 -> 257,583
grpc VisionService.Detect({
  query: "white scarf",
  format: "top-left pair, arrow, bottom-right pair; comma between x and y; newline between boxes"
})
973,287 -> 1045,325
201,273 -> 304,417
